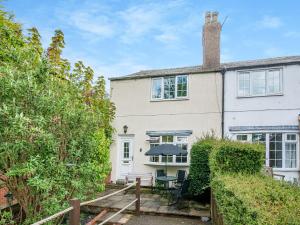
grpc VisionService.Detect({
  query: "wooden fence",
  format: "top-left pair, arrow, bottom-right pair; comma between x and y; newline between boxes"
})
32,177 -> 141,225
210,192 -> 223,225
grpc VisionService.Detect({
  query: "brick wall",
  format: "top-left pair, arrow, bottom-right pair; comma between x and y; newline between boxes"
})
0,186 -> 8,206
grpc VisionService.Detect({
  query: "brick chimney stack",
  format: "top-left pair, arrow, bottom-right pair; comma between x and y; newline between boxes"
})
202,11 -> 221,69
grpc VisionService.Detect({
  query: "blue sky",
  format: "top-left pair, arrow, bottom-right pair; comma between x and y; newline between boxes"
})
3,0 -> 300,83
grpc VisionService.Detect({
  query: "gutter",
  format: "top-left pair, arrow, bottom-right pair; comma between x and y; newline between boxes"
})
221,67 -> 227,139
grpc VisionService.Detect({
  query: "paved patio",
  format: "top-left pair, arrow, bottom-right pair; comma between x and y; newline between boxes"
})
82,187 -> 210,219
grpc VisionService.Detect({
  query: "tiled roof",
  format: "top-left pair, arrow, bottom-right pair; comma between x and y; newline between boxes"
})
109,56 -> 300,81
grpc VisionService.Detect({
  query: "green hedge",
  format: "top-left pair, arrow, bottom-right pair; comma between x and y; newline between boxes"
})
189,139 -> 216,195
210,140 -> 265,174
212,173 -> 300,225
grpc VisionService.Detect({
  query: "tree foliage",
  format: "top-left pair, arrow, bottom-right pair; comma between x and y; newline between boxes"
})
0,5 -> 115,224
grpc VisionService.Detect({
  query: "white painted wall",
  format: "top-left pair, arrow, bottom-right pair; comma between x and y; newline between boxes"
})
110,72 -> 222,182
224,64 -> 300,180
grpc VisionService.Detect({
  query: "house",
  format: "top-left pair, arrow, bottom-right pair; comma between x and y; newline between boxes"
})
109,12 -> 223,182
109,11 -> 300,183
223,57 -> 300,181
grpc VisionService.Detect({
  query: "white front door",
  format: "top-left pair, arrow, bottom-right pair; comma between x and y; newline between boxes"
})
118,137 -> 133,179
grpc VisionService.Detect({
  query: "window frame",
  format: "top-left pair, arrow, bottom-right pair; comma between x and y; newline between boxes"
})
234,132 -> 299,170
148,135 -> 189,164
237,68 -> 283,98
151,75 -> 189,101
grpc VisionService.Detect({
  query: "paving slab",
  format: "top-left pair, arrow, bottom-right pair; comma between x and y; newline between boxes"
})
126,215 -> 211,225
85,187 -> 210,219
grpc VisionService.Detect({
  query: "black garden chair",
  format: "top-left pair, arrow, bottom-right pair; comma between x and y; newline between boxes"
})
154,169 -> 166,193
167,179 -> 189,206
174,170 -> 186,187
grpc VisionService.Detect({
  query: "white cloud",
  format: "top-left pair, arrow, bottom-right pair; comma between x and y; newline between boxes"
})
155,33 -> 179,43
258,16 -> 283,29
119,3 -> 163,43
68,12 -> 116,37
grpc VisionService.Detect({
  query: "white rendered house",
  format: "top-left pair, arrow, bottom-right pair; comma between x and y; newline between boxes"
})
109,12 -> 223,183
223,58 -> 300,181
109,11 -> 300,183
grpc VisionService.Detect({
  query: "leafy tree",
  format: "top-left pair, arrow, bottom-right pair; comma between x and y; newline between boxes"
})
0,5 -> 115,224
46,29 -> 70,79
27,27 -> 43,56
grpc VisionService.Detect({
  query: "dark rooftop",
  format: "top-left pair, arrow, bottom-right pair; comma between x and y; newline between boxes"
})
109,56 -> 300,81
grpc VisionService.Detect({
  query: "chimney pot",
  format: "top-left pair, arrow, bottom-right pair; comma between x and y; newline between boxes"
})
211,12 -> 218,23
205,11 -> 211,24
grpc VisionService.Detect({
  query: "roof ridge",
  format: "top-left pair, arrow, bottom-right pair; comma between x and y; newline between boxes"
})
109,55 -> 300,81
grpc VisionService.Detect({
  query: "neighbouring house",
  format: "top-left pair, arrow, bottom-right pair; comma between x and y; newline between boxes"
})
223,57 -> 300,181
109,11 -> 300,183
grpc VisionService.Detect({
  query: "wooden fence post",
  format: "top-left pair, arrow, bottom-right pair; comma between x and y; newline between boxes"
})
135,177 -> 141,216
69,198 -> 80,225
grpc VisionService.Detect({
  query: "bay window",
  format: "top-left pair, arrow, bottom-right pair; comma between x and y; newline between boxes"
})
235,133 -> 298,169
151,75 -> 188,100
148,135 -> 188,163
237,68 -> 282,97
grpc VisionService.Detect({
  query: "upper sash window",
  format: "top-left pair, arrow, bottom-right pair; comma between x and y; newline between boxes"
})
151,75 -> 188,100
237,69 -> 282,97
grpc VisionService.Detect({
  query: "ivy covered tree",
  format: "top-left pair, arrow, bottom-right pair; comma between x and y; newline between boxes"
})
0,5 -> 115,224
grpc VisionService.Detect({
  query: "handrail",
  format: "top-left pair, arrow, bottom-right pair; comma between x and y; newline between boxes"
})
80,182 -> 136,206
31,206 -> 74,225
98,199 -> 137,225
31,178 -> 141,225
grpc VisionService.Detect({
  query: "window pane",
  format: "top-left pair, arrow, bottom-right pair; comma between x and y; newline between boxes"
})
177,136 -> 187,143
177,75 -> 188,97
287,134 -> 296,141
238,73 -> 250,96
150,155 -> 159,162
151,78 -> 162,99
252,133 -> 266,143
176,155 -> 187,163
162,135 -> 173,143
251,71 -> 266,95
237,134 -> 248,141
267,70 -> 281,94
123,142 -> 130,159
285,142 -> 297,168
269,133 -> 282,168
162,155 -> 173,163
164,77 -> 175,99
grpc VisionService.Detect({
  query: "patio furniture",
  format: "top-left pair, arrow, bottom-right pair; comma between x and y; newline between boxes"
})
145,144 -> 188,174
156,175 -> 177,189
167,179 -> 189,206
174,170 -> 186,187
156,175 -> 177,196
264,166 -> 285,181
154,170 -> 166,193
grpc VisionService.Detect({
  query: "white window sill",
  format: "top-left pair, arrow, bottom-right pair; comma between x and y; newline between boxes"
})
150,97 -> 189,102
144,162 -> 189,167
237,93 -> 283,99
272,168 -> 300,172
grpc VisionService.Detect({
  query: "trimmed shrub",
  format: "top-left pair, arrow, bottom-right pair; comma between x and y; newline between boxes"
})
210,140 -> 265,175
189,138 -> 216,196
211,173 -> 300,225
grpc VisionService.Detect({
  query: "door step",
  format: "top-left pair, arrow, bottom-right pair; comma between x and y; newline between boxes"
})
116,179 -> 126,185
